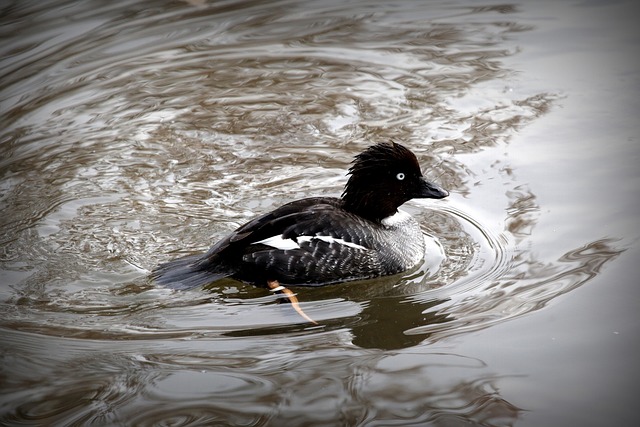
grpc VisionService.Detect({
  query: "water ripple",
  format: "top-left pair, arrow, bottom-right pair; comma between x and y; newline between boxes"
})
407,238 -> 624,340
0,1 -> 631,425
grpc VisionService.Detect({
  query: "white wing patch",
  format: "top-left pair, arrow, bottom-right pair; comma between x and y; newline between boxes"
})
311,235 -> 367,250
255,235 -> 367,251
255,235 -> 300,250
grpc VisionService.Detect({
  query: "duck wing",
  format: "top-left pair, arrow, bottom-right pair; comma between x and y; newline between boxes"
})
206,198 -> 384,286
153,197 -> 379,289
200,197 -> 376,259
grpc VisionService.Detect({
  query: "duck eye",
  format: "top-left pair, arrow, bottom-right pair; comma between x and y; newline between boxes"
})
396,172 -> 405,181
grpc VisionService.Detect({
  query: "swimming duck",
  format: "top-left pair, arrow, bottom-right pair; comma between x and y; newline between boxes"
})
152,142 -> 448,322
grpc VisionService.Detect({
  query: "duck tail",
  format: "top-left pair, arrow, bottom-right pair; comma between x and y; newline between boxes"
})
151,254 -> 229,290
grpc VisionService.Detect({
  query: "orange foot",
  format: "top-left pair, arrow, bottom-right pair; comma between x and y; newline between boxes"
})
267,280 -> 318,325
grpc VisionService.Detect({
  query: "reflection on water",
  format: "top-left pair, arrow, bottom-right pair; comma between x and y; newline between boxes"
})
0,0 -> 635,425
2,325 -> 523,426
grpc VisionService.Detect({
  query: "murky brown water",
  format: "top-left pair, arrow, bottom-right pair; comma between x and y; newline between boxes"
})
1,0 -> 638,426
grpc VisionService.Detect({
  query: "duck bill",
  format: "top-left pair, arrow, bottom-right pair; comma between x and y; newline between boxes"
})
418,177 -> 449,199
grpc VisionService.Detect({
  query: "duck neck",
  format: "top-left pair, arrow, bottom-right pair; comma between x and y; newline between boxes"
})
341,187 -> 398,224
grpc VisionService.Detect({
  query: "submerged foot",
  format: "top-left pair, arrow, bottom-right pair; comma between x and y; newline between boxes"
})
267,280 -> 318,325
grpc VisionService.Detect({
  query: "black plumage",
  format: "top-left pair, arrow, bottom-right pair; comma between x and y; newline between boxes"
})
151,142 -> 448,289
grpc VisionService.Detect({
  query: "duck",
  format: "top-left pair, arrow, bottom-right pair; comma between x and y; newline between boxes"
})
152,142 -> 448,323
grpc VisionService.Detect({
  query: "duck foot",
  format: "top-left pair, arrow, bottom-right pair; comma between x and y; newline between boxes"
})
267,280 -> 318,325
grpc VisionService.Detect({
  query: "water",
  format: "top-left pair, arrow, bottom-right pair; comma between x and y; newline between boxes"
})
1,0 -> 638,425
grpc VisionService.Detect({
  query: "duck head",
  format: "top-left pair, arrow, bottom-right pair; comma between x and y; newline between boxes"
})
342,142 -> 448,222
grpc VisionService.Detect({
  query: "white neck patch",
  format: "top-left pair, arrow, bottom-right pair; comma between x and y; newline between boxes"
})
381,209 -> 411,227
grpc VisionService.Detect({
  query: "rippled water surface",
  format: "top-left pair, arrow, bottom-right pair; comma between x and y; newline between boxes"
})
1,0 -> 638,426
